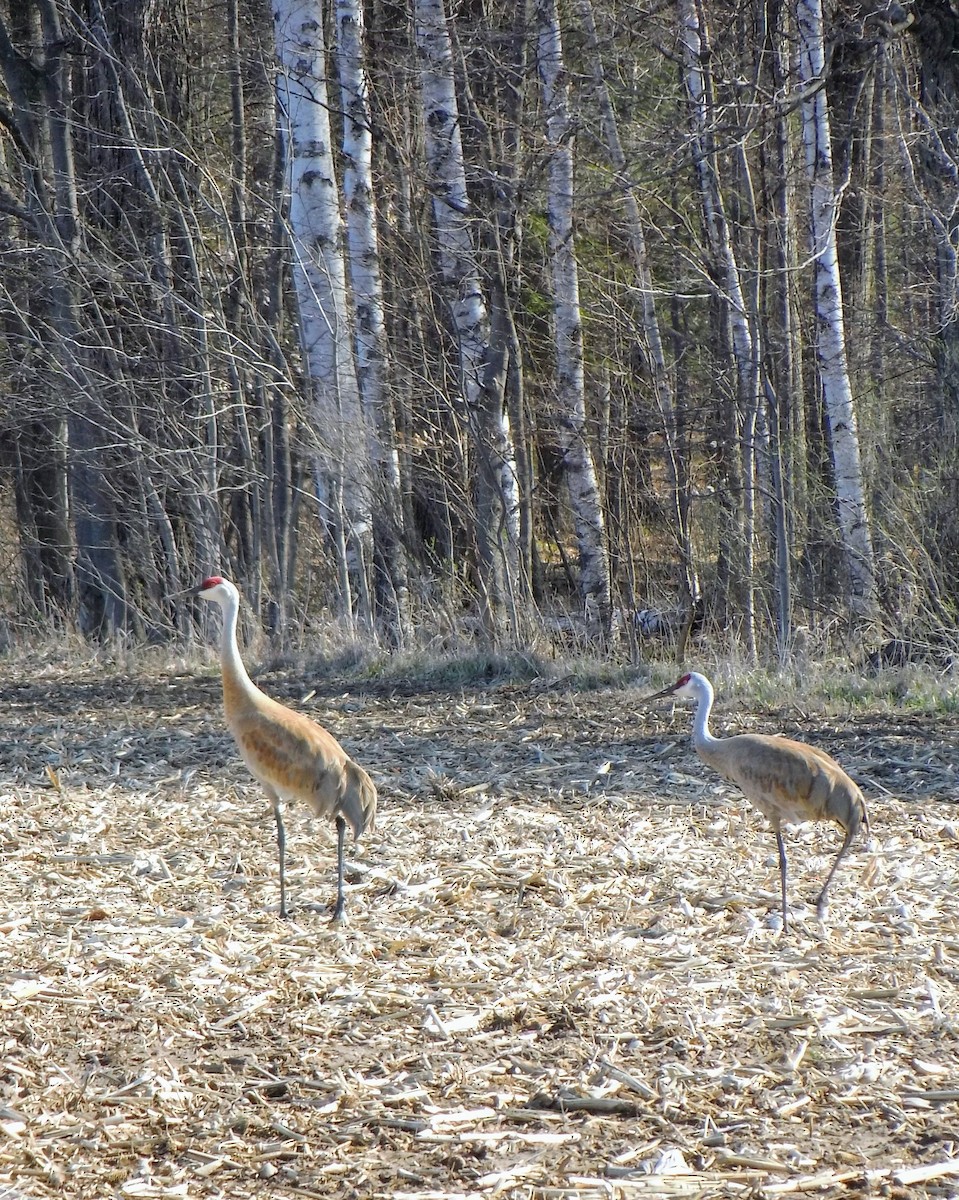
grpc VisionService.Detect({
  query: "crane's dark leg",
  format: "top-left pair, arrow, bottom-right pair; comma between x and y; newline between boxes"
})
331,814 -> 347,923
272,798 -> 288,918
776,830 -> 788,932
815,825 -> 856,918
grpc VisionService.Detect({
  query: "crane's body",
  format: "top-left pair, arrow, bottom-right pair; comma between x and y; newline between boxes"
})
193,576 -> 376,920
647,671 -> 868,930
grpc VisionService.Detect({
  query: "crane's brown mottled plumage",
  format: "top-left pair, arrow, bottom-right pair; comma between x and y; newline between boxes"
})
647,671 -> 868,930
193,575 -> 376,920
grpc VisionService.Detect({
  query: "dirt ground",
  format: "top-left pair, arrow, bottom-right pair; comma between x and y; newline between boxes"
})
1,655 -> 958,1200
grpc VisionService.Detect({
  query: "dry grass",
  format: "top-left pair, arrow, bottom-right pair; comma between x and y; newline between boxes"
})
0,654 -> 958,1199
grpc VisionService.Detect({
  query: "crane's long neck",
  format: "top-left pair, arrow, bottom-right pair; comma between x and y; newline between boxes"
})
218,591 -> 257,703
690,678 -> 723,755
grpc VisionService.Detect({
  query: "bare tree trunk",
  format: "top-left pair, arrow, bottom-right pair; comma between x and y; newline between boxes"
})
678,0 -> 760,656
334,0 -> 411,645
81,0 -> 225,593
898,0 -> 959,596
577,0 -> 700,636
260,89 -> 298,641
413,0 -> 521,643
535,0 -> 612,634
762,0 -> 802,658
0,3 -> 127,635
273,0 -> 374,629
797,0 -> 880,624
453,2 -> 535,615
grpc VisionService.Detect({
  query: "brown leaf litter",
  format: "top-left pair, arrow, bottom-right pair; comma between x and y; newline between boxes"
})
0,662 -> 957,1199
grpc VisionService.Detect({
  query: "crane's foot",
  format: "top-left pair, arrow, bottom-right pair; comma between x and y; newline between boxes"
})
330,901 -> 346,925
763,906 -> 788,935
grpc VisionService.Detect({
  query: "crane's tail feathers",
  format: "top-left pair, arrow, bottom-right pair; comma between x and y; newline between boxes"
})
338,760 -> 378,840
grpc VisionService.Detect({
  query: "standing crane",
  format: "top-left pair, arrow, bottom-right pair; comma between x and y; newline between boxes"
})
192,575 -> 377,921
646,671 -> 869,930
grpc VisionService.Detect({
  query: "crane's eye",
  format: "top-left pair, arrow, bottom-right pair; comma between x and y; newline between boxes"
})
200,575 -> 224,589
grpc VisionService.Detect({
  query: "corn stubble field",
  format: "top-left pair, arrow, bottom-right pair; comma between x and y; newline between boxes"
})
1,653 -> 958,1200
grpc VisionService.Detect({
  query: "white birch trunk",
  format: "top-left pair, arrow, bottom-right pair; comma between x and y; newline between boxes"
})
413,0 -> 521,636
273,0 -> 373,626
797,0 -> 879,620
334,0 -> 410,642
678,0 -> 759,653
535,0 -> 611,631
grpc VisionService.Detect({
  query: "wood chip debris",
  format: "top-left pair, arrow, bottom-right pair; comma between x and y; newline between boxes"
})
0,662 -> 957,1198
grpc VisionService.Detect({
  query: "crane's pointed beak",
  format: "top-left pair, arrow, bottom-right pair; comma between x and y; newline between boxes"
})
644,681 -> 681,702
163,584 -> 203,603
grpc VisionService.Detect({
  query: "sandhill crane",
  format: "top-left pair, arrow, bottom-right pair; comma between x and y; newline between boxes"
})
646,671 -> 869,930
192,575 -> 376,921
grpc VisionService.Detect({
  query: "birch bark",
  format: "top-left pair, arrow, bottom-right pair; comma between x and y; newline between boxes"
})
797,0 -> 880,620
535,0 -> 611,633
678,0 -> 760,653
766,15 -> 804,658
413,0 -> 521,640
273,0 -> 373,627
334,0 -> 411,643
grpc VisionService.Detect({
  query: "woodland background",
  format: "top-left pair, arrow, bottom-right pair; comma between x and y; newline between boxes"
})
2,9 -> 959,1192
0,0 -> 957,663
